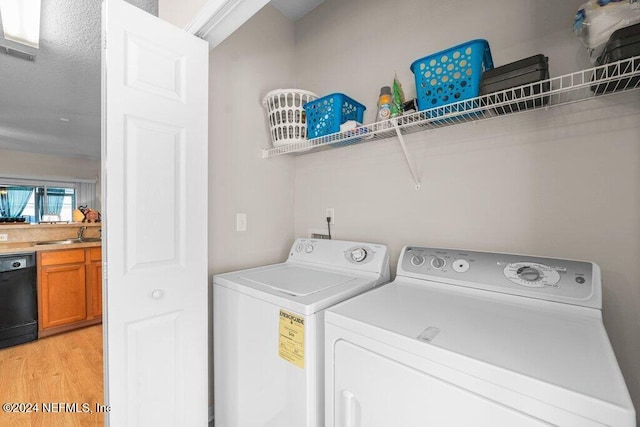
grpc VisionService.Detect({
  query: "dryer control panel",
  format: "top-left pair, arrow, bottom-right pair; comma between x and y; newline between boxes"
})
398,246 -> 601,309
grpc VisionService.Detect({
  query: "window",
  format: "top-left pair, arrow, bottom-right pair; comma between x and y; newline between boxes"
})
0,175 -> 97,224
0,185 -> 76,223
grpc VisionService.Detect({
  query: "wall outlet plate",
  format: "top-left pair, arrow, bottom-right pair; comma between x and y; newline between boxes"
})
236,213 -> 247,232
0,234 -> 8,242
325,208 -> 335,225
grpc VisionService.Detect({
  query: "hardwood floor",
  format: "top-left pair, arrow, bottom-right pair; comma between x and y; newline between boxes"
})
0,325 -> 103,427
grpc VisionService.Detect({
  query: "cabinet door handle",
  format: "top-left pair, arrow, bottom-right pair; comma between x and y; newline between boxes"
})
342,390 -> 358,427
151,289 -> 164,299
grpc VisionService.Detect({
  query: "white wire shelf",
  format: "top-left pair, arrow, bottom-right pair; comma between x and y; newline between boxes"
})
262,55 -> 640,160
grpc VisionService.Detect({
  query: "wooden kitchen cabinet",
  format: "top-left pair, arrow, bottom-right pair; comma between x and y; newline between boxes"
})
86,247 -> 102,319
37,246 -> 102,338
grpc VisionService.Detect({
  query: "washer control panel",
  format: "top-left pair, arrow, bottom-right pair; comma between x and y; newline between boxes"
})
398,246 -> 599,308
288,239 -> 390,275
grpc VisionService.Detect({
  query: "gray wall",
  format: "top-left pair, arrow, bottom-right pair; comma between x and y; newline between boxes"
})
207,4 -> 297,405
293,0 -> 640,421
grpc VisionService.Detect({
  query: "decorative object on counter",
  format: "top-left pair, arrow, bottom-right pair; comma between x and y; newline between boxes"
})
303,93 -> 366,139
391,73 -> 405,118
410,39 -> 493,117
262,89 -> 318,148
72,207 -> 85,222
574,0 -> 640,64
376,86 -> 393,122
592,22 -> 640,93
480,54 -> 550,115
78,205 -> 101,223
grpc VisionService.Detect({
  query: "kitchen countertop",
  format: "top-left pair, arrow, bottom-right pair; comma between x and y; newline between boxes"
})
0,241 -> 102,255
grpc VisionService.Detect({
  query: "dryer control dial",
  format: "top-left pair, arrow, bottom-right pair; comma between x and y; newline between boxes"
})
411,255 -> 425,266
350,248 -> 368,263
503,262 -> 560,288
431,257 -> 446,269
518,266 -> 541,282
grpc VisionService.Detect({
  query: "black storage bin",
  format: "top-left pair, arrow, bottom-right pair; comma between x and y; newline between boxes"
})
480,54 -> 549,115
592,22 -> 640,94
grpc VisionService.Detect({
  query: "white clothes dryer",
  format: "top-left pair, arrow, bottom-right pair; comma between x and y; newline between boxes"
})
214,238 -> 389,427
325,246 -> 635,427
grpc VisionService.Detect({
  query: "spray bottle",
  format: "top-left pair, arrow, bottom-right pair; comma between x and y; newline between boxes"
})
376,86 -> 393,122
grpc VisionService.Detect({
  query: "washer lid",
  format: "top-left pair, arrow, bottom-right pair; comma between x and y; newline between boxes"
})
239,265 -> 356,296
214,262 -> 383,315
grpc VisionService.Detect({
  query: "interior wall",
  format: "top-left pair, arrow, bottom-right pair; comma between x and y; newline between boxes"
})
0,148 -> 102,210
207,3 -> 297,403
158,0 -> 207,28
0,147 -> 100,182
293,0 -> 640,420
0,148 -> 100,180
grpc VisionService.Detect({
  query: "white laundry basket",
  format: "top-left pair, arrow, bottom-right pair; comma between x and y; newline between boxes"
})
262,89 -> 318,147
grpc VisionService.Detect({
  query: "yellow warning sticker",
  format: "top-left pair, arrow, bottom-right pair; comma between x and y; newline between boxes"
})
278,309 -> 305,368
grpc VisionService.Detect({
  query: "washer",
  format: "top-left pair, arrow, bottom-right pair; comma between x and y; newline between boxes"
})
325,246 -> 635,426
214,238 -> 389,427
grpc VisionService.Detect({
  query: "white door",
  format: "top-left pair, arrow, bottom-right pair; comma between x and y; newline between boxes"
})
102,1 -> 208,425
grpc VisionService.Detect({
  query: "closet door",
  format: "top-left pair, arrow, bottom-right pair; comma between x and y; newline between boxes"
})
102,0 -> 208,425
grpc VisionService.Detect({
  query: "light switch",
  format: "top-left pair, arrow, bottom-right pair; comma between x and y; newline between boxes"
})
236,213 -> 247,232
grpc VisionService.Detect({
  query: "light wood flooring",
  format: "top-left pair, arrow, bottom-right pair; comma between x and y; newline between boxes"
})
0,325 -> 103,427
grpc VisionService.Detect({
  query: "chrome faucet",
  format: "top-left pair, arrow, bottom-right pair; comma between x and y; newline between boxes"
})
78,226 -> 87,240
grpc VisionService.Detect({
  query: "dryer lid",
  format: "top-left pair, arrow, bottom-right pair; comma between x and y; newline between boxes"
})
239,265 -> 357,296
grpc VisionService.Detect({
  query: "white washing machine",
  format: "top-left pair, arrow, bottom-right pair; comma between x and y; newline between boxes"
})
213,238 -> 389,427
325,246 -> 635,427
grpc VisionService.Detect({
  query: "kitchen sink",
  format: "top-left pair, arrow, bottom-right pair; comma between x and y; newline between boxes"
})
35,238 -> 102,246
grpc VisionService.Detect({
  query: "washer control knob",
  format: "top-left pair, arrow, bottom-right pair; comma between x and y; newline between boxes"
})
452,259 -> 470,273
431,257 -> 446,269
151,289 -> 164,300
411,255 -> 425,266
305,244 -> 314,253
350,248 -> 367,263
517,266 -> 541,282
295,244 -> 303,252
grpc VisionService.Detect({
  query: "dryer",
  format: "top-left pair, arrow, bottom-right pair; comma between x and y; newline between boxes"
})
325,246 -> 635,426
214,238 -> 389,427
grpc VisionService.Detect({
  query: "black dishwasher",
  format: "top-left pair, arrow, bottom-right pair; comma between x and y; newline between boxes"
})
0,252 -> 37,349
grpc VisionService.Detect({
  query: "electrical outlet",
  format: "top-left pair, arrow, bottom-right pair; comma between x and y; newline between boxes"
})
0,234 -> 7,242
325,208 -> 335,225
236,213 -> 247,232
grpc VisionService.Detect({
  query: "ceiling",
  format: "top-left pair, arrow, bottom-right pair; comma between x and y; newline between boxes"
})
0,0 -> 324,161
270,0 -> 325,21
0,0 -> 157,160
